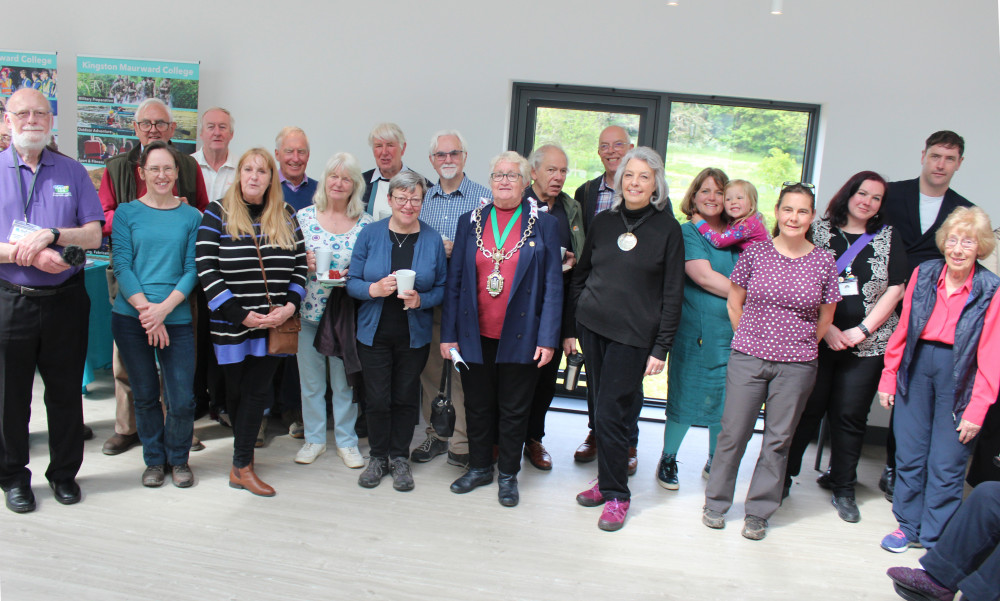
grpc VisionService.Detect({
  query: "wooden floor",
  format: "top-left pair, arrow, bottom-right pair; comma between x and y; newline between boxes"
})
2,370 -> 920,601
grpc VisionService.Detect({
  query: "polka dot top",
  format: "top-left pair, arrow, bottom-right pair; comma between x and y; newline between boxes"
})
730,239 -> 841,362
296,206 -> 374,322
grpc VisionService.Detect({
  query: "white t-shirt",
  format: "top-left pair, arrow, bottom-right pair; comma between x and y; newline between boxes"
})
919,192 -> 945,233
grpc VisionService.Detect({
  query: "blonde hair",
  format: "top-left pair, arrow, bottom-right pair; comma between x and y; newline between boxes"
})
936,206 -> 996,259
725,179 -> 759,225
222,148 -> 296,250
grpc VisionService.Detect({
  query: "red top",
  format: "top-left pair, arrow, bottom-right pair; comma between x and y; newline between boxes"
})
879,265 -> 1000,425
476,205 -> 521,340
99,164 -> 209,236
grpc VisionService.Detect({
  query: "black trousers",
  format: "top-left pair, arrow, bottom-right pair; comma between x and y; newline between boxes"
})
0,276 -> 88,489
786,345 -> 883,497
461,337 -> 539,474
358,328 -> 428,459
526,347 -> 562,442
192,286 -> 225,415
585,369 -> 641,447
223,355 -> 281,468
578,324 -> 648,501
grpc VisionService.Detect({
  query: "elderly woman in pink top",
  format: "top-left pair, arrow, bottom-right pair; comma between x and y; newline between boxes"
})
877,206 -> 1000,554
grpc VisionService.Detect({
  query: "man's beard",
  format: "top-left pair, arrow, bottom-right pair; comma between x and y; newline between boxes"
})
13,128 -> 52,152
439,164 -> 459,179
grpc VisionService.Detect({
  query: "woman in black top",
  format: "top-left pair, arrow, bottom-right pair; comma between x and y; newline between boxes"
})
784,171 -> 907,521
567,146 -> 685,531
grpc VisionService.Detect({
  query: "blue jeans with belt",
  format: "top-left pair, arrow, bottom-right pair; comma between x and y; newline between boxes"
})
111,313 -> 195,467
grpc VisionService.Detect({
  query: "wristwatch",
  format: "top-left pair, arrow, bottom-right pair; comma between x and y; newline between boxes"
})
50,228 -> 61,244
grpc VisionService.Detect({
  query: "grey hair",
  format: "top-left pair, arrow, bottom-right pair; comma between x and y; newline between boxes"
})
612,147 -> 670,211
528,144 -> 567,171
429,129 -> 468,155
313,152 -> 365,219
388,170 -> 426,199
368,122 -> 406,147
135,98 -> 172,122
489,151 -> 530,184
200,106 -> 234,134
275,126 -> 309,151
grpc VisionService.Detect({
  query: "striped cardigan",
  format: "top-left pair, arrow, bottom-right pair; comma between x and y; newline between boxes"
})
196,199 -> 308,364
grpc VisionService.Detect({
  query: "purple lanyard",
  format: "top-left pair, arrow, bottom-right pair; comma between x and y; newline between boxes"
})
834,226 -> 883,275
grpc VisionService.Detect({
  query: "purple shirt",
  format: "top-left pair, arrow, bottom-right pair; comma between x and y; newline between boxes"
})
730,240 -> 841,362
1,147 -> 105,286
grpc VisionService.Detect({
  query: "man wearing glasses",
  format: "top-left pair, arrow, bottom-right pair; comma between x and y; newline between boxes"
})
0,89 -> 104,513
98,97 -> 209,456
574,125 -> 634,229
362,122 -> 430,219
412,130 -> 491,468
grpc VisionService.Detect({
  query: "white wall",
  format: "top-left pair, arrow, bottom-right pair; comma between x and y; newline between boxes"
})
10,1 -> 999,219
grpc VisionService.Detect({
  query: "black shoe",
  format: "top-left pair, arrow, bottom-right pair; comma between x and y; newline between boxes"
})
4,485 -> 36,513
358,457 -> 389,489
879,466 -> 895,501
498,472 -> 519,507
49,479 -> 81,505
816,468 -> 833,490
832,495 -> 861,523
656,454 -> 679,490
450,467 -> 494,494
446,451 -> 470,469
410,433 -> 448,463
82,424 -> 94,441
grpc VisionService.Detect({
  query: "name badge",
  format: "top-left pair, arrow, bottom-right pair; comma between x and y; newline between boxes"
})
8,220 -> 41,243
838,279 -> 859,296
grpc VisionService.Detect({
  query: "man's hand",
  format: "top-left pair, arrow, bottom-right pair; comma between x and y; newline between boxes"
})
30,247 -> 70,274
11,228 -> 57,266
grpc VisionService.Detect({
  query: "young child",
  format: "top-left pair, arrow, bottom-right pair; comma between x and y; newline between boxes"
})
695,179 -> 769,250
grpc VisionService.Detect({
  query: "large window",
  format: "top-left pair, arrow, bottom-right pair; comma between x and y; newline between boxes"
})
510,83 -> 819,404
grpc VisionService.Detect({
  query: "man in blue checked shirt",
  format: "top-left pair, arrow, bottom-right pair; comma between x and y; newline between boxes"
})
412,130 -> 491,469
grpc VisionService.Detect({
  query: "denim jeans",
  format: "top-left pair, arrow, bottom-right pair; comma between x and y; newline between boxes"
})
298,319 -> 357,448
111,313 -> 195,467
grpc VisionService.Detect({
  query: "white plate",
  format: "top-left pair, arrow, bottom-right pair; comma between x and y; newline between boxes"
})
317,277 -> 346,287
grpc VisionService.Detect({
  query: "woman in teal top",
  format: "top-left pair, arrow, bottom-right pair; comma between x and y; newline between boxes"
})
110,141 -> 202,489
659,168 -> 738,490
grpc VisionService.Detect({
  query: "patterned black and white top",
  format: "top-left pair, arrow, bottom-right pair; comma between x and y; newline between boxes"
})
812,219 -> 908,357
196,199 -> 308,364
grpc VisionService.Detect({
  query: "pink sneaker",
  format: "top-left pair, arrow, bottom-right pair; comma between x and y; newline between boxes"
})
576,483 -> 605,507
598,499 -> 630,531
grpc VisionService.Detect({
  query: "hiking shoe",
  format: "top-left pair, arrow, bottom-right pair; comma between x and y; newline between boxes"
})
702,506 -> 726,529
576,483 -> 605,507
358,456 -> 389,488
598,499 -> 629,531
390,457 -> 414,491
410,433 -> 448,463
142,464 -> 166,487
742,515 -> 768,540
832,495 -> 861,523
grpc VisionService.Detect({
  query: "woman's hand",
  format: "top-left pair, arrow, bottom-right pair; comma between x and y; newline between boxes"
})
259,302 -> 295,328
878,391 -> 894,409
823,325 -> 852,351
398,289 -> 421,310
691,213 -> 705,225
306,250 -> 316,272
369,274 -> 397,298
842,327 -> 868,347
534,346 -> 555,367
242,311 -> 268,329
137,302 -> 170,334
440,343 -> 458,360
644,356 -> 665,377
562,250 -> 577,270
147,324 -> 170,349
957,419 -> 982,444
562,337 -> 578,356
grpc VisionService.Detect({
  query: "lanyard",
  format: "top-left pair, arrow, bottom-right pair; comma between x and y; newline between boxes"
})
834,226 -> 881,276
490,205 -> 522,250
12,150 -> 43,221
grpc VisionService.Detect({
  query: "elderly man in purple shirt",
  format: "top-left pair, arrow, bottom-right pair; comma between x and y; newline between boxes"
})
0,89 -> 104,513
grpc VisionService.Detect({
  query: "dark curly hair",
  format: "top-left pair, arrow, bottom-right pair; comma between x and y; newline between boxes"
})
823,171 -> 888,234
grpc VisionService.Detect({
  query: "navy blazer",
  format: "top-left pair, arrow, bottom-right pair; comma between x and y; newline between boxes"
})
884,178 -> 974,272
441,199 -> 563,364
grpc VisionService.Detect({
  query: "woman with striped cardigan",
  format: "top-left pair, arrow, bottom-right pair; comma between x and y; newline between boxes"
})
196,148 -> 308,496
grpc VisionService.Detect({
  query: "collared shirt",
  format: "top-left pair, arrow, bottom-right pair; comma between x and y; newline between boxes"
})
192,148 -> 238,202
594,176 -> 615,215
1,147 -> 104,286
279,170 -> 309,192
368,166 -> 412,221
421,174 -> 491,240
524,187 -> 571,251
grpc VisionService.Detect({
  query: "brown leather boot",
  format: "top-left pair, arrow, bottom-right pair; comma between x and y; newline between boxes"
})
229,465 -> 275,497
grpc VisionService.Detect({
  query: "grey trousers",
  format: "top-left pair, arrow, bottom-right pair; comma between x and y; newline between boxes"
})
705,351 -> 817,520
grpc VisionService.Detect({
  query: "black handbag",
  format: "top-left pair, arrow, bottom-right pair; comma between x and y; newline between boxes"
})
430,360 -> 456,437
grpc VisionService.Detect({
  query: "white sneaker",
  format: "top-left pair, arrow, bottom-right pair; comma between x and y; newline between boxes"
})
295,442 -> 327,464
337,446 -> 365,469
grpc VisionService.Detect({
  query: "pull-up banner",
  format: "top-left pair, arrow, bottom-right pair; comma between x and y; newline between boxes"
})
0,50 -> 59,142
76,55 -> 199,166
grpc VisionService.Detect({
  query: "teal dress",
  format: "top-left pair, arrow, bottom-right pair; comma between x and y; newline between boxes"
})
665,221 -> 738,425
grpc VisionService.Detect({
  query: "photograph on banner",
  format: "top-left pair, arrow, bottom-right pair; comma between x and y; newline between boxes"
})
76,55 -> 199,166
1,49 -> 59,142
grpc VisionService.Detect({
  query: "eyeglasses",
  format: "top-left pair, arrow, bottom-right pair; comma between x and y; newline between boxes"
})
598,141 -> 628,152
490,172 -> 523,182
391,195 -> 423,206
144,166 -> 176,176
944,237 -> 977,250
431,150 -> 465,161
136,120 -> 172,132
9,109 -> 51,120
782,181 -> 816,190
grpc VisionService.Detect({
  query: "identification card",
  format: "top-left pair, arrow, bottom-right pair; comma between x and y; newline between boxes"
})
838,280 -> 859,296
8,220 -> 41,243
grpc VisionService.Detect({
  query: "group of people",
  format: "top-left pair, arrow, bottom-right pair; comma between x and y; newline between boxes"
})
2,85 -> 1000,601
